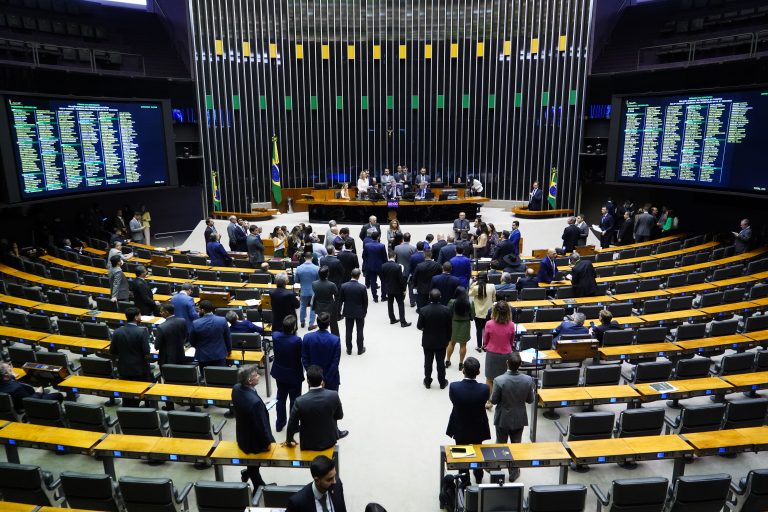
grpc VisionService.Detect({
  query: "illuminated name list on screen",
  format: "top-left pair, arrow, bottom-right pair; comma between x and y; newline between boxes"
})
7,96 -> 169,199
615,89 -> 768,194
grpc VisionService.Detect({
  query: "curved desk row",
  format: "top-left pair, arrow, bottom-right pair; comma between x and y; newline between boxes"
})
296,197 -> 489,223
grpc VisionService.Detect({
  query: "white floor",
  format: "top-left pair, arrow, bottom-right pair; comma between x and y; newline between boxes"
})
12,206 -> 766,511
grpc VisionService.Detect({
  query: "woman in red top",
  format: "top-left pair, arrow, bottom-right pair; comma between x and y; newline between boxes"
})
482,301 -> 516,408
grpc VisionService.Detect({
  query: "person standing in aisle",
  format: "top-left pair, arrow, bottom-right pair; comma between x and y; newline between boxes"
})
469,272 -> 496,353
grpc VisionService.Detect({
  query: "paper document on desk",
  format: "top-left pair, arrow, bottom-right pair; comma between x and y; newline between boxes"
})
649,382 -> 677,393
515,324 -> 527,334
449,446 -> 476,458
244,299 -> 259,307
519,348 -> 537,364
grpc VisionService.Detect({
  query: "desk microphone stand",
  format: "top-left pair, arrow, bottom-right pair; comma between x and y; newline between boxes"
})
529,330 -> 542,442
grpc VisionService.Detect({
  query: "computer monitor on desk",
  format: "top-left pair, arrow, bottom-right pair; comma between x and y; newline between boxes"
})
476,483 -> 524,512
439,189 -> 458,200
313,182 -> 328,190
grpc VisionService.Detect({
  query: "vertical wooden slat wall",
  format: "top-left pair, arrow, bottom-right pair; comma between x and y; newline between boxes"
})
189,0 -> 593,212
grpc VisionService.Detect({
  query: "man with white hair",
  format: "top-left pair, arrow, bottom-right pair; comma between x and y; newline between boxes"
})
552,312 -> 590,347
325,220 -> 338,246
359,215 -> 381,242
537,248 -> 558,284
227,215 -> 247,252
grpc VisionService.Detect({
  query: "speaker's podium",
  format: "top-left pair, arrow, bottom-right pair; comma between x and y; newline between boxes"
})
554,338 -> 599,361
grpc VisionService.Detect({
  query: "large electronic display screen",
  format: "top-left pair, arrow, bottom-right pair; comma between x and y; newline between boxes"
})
0,94 -> 176,203
609,88 -> 768,195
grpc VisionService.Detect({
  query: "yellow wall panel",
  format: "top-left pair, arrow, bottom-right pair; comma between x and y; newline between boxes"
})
476,42 -> 485,57
559,35 -> 568,51
503,40 -> 512,56
214,39 -> 223,56
295,43 -> 304,59
531,38 -> 539,54
450,43 -> 459,58
321,44 -> 330,60
424,44 -> 432,59
269,43 -> 278,59
399,44 -> 407,60
347,44 -> 355,60
373,44 -> 381,60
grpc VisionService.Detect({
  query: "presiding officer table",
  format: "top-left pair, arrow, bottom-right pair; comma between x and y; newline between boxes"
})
296,196 -> 490,223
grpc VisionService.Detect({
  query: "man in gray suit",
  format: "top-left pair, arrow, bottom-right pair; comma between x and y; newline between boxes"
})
246,224 -> 264,266
734,218 -> 752,254
490,352 -> 534,482
633,207 -> 656,243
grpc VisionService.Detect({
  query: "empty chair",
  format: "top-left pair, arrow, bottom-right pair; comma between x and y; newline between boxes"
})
57,318 -> 84,337
167,411 -> 226,440
680,254 -> 696,267
219,272 -> 242,283
757,351 -> 768,370
61,269 -> 80,284
722,398 -> 768,430
248,273 -> 273,285
83,322 -> 111,340
601,329 -> 635,347
22,286 -> 45,302
117,300 -> 135,313
728,264 -> 745,278
618,249 -> 636,259
22,397 -> 65,427
234,288 -> 261,301
0,391 -> 25,422
635,247 -> 652,258
542,367 -> 581,388
666,274 -> 688,289
635,326 -> 667,344
728,468 -> 768,512
596,252 -> 614,263
577,305 -> 602,320
694,253 -> 709,265
168,268 -> 189,280
27,313 -> 54,332
674,357 -> 711,378
520,287 -> 547,300
203,366 -> 238,388
638,278 -> 662,292
555,286 -> 574,299
743,315 -> 768,333
615,264 -> 635,276
4,309 -> 28,328
95,296 -> 118,312
639,260 -> 659,273
119,476 -> 192,512
674,322 -> 707,341
64,402 -> 118,433
583,364 -> 622,386
519,334 -> 554,351
614,281 -> 637,294
527,484 -> 587,512
597,267 -> 616,278
686,271 -> 707,285
161,364 -> 200,385
615,408 -> 665,437
188,255 -> 209,265
80,355 -> 116,378
664,403 -> 726,434
709,318 -> 738,337
749,283 -> 768,300
36,351 -> 78,375
698,291 -> 723,308
194,481 -> 253,512
665,473 -> 731,512
196,269 -> 218,281
496,289 -> 518,301
627,361 -> 674,384
116,408 -> 169,436
723,288 -> 745,303
0,462 -> 64,506
711,268 -> 730,281
60,471 -> 122,512
258,484 -> 304,507
669,296 -> 694,311
6,282 -> 25,297
714,353 -> 756,376
642,299 -> 668,315
556,412 -> 615,441
606,302 -> 633,317
537,307 -> 566,322
8,344 -> 37,366
515,308 -> 536,323
591,477 -> 668,512
67,293 -> 92,308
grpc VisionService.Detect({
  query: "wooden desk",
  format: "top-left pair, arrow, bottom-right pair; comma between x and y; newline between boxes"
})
441,442 -> 570,485
0,326 -> 49,343
142,383 -> 234,408
567,438 -> 634,464
0,422 -> 104,464
673,334 -> 757,355
720,371 -> 768,393
93,434 -> 214,478
521,316 -> 643,333
732,426 -> 768,451
639,310 -> 706,325
610,290 -> 671,302
538,388 -> 591,408
744,329 -> 768,344
41,334 -> 111,354
550,296 -> 616,307
599,342 -> 682,361
508,300 -> 554,309
34,303 -> 91,318
57,376 -> 153,400
83,310 -> 162,326
633,377 -> 732,402
585,385 -> 640,403
699,301 -> 759,318
665,283 -> 717,294
0,294 -> 43,308
210,441 -> 337,481
0,502 -> 36,511
682,429 -> 756,456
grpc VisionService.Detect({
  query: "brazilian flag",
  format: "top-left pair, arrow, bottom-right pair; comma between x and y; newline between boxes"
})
271,135 -> 282,204
547,167 -> 557,209
212,171 -> 222,211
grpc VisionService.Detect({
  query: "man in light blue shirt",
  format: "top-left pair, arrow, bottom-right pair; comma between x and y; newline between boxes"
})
295,251 -> 320,329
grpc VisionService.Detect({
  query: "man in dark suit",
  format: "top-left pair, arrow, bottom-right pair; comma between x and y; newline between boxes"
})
552,312 -> 590,346
432,233 -> 448,254
492,230 -> 514,262
452,212 -> 470,240
358,215 -> 381,242
417,289 -> 453,389
595,206 -> 615,249
509,221 -> 521,256
226,215 -> 247,252
232,365 -> 274,489
312,266 -> 340,337
633,207 -> 655,243
380,250 -> 412,327
447,357 -> 491,483
570,253 -> 598,297
515,268 -> 539,292
449,245 -> 472,289
285,365 -> 347,450
269,272 -> 300,333
207,232 -> 232,267
591,310 -> 621,346
189,300 -> 231,369
537,249 -> 558,284
286,455 -> 347,512
320,246 -> 345,320
362,231 -> 387,302
561,217 -> 581,254
171,283 -> 198,332
412,249 -> 442,312
0,362 -> 63,411
154,302 -> 188,366
528,181 -> 543,211
617,211 -> 634,245
734,218 -> 752,254
490,353 -> 534,481
407,241 -> 426,307
338,238 -> 359,283
270,315 -> 304,432
431,262 -> 460,306
110,306 -> 152,407
130,265 -> 158,316
203,217 -> 217,247
437,235 -> 457,265
246,224 -> 265,267
302,313 -> 342,391
339,269 -> 368,355
338,227 -> 357,254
